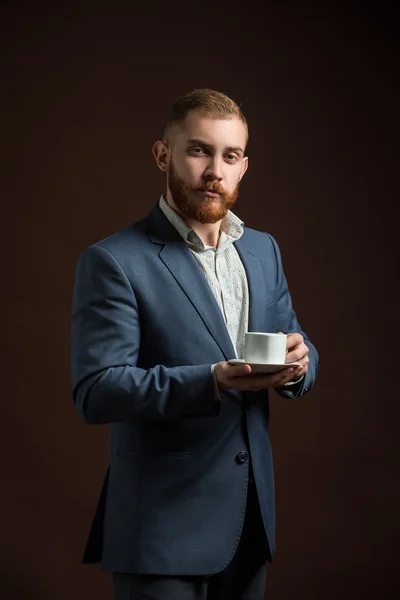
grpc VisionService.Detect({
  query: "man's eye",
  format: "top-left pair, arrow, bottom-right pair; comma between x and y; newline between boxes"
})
190,147 -> 206,155
226,154 -> 238,162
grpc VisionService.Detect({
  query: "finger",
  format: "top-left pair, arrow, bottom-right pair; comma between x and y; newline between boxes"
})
230,363 -> 252,376
286,344 -> 309,363
275,368 -> 297,385
270,367 -> 296,382
284,364 -> 305,382
286,365 -> 307,382
295,365 -> 308,378
286,333 -> 303,351
269,369 -> 297,389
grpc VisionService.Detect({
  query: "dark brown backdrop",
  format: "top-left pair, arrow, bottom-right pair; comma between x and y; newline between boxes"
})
2,2 -> 399,599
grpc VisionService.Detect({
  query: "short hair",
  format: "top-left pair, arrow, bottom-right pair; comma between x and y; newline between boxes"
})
163,88 -> 249,145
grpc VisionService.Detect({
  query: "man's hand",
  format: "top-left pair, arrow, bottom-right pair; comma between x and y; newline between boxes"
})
214,361 -> 303,392
279,331 -> 309,380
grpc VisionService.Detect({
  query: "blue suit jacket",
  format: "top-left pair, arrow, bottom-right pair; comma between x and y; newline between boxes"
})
71,201 -> 318,575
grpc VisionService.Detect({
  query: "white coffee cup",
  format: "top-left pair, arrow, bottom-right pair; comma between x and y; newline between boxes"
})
244,332 -> 287,364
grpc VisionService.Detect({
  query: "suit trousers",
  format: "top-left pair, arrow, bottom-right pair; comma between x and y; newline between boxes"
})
112,474 -> 270,600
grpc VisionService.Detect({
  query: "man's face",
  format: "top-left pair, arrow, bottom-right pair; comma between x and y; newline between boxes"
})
165,110 -> 248,224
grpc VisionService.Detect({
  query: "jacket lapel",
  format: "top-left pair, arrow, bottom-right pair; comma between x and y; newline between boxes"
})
146,203 -> 236,360
159,243 -> 236,360
233,237 -> 270,334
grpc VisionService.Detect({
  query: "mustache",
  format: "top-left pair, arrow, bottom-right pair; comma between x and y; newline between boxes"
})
190,181 -> 225,195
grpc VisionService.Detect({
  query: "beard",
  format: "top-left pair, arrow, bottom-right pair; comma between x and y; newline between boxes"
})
167,162 -> 240,224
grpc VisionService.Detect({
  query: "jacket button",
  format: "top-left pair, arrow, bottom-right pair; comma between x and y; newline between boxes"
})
236,451 -> 248,464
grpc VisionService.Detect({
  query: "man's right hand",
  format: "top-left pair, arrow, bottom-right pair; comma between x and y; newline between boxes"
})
214,361 -> 303,392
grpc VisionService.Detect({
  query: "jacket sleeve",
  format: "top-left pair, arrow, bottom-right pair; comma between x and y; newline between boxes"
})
266,233 -> 319,399
71,244 -> 219,424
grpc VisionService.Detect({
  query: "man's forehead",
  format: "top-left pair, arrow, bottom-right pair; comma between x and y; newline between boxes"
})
175,110 -> 247,148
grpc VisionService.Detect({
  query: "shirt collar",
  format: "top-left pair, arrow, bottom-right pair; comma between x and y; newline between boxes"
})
159,194 -> 244,252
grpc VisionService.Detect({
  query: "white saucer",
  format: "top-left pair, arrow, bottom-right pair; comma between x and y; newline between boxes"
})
228,359 -> 300,373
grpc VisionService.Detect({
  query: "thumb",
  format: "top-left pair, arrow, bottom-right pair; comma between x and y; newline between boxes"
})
237,363 -> 252,376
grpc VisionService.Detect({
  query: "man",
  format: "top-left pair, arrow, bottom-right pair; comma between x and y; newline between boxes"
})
71,88 -> 318,600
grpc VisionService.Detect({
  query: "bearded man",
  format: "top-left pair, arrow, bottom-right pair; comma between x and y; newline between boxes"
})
71,88 -> 319,600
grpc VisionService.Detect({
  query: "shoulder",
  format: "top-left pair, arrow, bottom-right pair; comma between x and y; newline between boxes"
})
79,217 -> 151,263
72,216 -> 156,285
241,225 -> 280,256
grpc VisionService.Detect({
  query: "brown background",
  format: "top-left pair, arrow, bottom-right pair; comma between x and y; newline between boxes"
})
2,1 -> 399,599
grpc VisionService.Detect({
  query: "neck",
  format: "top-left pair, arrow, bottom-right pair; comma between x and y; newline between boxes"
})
166,192 -> 222,247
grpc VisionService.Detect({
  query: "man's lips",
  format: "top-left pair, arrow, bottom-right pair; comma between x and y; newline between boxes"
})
197,189 -> 221,198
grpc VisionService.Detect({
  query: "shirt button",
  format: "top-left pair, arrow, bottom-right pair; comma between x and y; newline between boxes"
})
236,451 -> 248,464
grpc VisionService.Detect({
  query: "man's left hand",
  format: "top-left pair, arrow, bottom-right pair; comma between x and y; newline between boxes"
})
279,332 -> 309,381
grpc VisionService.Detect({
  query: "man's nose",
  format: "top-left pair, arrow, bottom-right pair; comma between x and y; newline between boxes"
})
204,156 -> 223,181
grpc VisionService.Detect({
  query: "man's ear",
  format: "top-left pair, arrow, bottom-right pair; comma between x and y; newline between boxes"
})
152,140 -> 170,172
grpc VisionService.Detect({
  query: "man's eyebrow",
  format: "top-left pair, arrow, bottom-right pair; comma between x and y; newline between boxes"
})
186,138 -> 245,155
